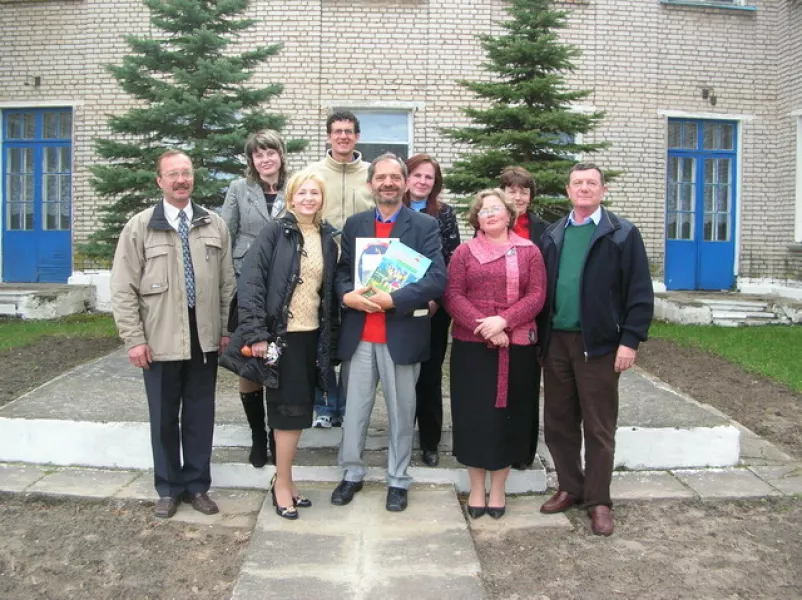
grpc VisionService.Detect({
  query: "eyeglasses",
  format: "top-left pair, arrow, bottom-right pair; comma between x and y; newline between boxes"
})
161,170 -> 193,180
478,205 -> 505,218
331,128 -> 355,137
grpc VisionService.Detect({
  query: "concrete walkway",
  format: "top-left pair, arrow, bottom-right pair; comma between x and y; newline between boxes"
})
2,345 -> 801,599
3,459 -> 801,600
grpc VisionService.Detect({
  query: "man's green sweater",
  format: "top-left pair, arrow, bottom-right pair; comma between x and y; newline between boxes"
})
552,222 -> 596,331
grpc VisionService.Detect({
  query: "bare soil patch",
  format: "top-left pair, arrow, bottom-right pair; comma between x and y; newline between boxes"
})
638,338 -> 802,459
476,498 -> 802,599
0,494 -> 249,600
0,336 -> 121,407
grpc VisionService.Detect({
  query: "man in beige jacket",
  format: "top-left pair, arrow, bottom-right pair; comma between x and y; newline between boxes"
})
111,150 -> 236,519
307,111 -> 375,429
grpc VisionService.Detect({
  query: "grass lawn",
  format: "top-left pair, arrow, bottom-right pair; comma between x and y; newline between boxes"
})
0,313 -> 118,352
650,322 -> 802,392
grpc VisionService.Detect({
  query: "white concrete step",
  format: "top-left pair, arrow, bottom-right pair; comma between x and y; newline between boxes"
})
0,284 -> 95,318
701,299 -> 769,310
710,310 -> 779,320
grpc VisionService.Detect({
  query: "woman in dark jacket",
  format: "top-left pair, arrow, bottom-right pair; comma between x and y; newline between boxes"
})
499,166 -> 549,470
221,170 -> 339,520
402,154 -> 461,467
221,130 -> 288,469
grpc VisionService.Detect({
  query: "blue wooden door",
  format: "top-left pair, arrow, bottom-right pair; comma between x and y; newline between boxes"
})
2,109 -> 73,283
665,119 -> 737,290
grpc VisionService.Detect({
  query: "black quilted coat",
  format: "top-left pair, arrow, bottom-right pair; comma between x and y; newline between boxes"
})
220,213 -> 339,392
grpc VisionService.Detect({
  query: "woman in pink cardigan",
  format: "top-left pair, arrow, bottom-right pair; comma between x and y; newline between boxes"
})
444,189 -> 546,519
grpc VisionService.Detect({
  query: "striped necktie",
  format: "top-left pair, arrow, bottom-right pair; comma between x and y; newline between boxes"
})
178,210 -> 196,308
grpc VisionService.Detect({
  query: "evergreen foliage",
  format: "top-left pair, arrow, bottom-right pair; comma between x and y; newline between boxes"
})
83,0 -> 304,261
443,0 -> 608,218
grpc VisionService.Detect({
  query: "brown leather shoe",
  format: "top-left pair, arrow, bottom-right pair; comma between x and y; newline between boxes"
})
154,496 -> 179,519
540,490 -> 580,514
184,492 -> 219,515
589,505 -> 614,536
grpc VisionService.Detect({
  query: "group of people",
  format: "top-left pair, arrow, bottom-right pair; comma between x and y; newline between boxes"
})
110,110 -> 654,536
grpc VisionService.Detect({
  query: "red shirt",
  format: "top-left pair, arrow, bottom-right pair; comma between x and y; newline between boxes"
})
361,220 -> 394,343
513,212 -> 530,241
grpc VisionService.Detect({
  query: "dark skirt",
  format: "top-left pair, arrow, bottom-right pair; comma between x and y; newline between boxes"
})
266,330 -> 318,430
450,339 -> 538,471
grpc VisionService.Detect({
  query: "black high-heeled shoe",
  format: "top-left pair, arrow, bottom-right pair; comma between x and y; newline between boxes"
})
293,494 -> 312,508
270,474 -> 298,520
486,505 -> 506,519
466,504 -> 486,519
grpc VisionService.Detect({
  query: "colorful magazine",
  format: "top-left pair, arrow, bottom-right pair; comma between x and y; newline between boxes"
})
364,241 -> 432,295
354,237 -> 397,288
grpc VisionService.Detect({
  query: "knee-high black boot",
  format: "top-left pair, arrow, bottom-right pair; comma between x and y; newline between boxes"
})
268,428 -> 276,467
240,390 -> 269,468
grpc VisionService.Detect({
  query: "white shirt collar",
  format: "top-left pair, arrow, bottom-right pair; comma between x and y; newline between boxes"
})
566,205 -> 602,227
162,199 -> 193,232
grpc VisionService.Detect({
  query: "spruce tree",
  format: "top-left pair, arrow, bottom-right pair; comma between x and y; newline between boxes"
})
443,0 -> 607,219
83,0 -> 304,261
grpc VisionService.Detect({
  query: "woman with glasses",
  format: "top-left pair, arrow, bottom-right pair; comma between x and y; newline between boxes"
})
221,130 -> 288,469
221,171 -> 339,520
444,189 -> 546,520
402,154 -> 461,467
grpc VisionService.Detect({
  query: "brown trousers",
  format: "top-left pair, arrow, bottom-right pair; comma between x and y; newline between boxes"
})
542,331 -> 620,508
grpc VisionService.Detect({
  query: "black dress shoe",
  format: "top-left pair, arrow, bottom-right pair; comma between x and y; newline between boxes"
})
386,486 -> 408,512
487,505 -> 506,519
154,496 -> 179,519
466,504 -> 486,519
331,480 -> 363,506
421,449 -> 440,467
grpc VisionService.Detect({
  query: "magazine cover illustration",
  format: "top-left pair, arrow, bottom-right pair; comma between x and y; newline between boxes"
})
364,241 -> 432,294
354,237 -> 397,288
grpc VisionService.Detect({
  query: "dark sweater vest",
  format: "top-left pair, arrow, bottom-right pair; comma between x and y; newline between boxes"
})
552,222 -> 596,332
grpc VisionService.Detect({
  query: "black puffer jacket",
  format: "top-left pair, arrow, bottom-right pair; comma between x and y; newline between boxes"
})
220,213 -> 339,391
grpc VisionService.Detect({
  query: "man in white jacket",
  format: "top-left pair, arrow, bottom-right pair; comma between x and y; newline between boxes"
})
307,111 -> 374,429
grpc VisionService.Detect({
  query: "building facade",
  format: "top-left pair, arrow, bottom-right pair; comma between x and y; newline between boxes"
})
1,0 -> 800,292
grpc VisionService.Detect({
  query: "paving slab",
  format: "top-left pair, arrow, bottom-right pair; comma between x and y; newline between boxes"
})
468,494 -> 573,536
748,464 -> 802,495
113,471 -> 155,500
170,489 -> 265,529
27,467 -> 139,498
232,484 -> 485,600
673,468 -> 784,499
736,427 -> 795,466
611,471 -> 696,501
0,348 -> 743,472
0,463 -> 48,492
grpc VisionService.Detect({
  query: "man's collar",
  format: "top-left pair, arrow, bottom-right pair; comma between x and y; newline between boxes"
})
566,205 -> 602,227
375,204 -> 402,223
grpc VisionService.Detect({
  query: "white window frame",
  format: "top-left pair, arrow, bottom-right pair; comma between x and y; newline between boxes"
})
794,112 -> 802,243
323,101 -> 421,161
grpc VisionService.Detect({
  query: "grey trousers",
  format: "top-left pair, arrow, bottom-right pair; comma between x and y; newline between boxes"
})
338,341 -> 420,489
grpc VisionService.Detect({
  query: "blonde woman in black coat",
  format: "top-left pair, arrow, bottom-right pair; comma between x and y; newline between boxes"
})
221,170 -> 339,520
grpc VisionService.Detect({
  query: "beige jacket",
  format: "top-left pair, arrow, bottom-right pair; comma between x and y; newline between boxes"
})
111,201 -> 237,362
306,150 -> 374,231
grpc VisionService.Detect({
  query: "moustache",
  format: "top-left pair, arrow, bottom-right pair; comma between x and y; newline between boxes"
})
172,183 -> 191,190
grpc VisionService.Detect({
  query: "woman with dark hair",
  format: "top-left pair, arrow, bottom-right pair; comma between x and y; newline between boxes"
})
445,189 -> 546,519
499,166 -> 549,470
221,129 -> 288,469
402,153 -> 461,467
221,170 -> 339,520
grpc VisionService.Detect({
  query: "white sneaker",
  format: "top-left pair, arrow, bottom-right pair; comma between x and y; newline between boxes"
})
313,415 -> 332,429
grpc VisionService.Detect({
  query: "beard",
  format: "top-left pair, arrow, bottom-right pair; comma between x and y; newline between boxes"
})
372,187 -> 403,205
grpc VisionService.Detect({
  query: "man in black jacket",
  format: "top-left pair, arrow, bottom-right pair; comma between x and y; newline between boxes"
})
537,163 -> 654,536
330,153 -> 447,512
